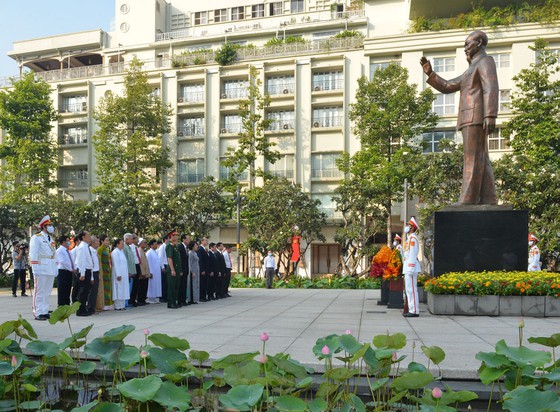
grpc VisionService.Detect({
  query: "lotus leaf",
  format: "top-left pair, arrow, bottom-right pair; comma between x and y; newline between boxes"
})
347,394 -> 366,412
219,384 -> 264,411
149,347 -> 187,375
84,338 -> 122,365
0,322 -> 15,340
528,334 -> 560,348
373,333 -> 406,349
78,361 -> 97,374
188,349 -> 209,362
421,345 -> 446,365
117,375 -> 162,403
224,360 -> 260,386
495,339 -> 551,368
19,401 -> 43,410
503,385 -> 560,412
74,324 -> 94,340
476,351 -> 513,368
91,404 -> 125,412
308,398 -> 328,412
391,372 -> 434,390
26,340 -> 60,358
479,365 -> 509,385
268,354 -> 308,378
370,377 -> 390,391
276,395 -> 308,411
338,334 -> 363,354
101,325 -> 135,342
324,366 -> 359,381
313,335 -> 341,359
212,352 -> 260,369
408,362 -> 428,373
17,315 -> 37,340
152,381 -> 192,411
148,333 -> 190,350
48,302 -> 81,324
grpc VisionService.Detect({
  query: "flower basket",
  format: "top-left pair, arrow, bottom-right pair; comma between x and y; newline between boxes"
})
387,277 -> 404,309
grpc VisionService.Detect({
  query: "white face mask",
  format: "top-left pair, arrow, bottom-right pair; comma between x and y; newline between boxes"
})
46,225 -> 55,234
404,226 -> 410,234
393,241 -> 398,247
529,241 -> 534,246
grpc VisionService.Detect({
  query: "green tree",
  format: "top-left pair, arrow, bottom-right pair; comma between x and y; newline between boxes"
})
93,57 -> 173,198
494,39 -> 560,262
335,64 -> 437,272
241,178 -> 326,275
221,66 -> 280,191
0,72 -> 58,203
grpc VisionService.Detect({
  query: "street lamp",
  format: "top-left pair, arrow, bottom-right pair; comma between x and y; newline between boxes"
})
236,185 -> 241,274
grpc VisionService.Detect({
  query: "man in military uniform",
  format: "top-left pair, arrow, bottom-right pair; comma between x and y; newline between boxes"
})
403,217 -> 421,318
29,215 -> 58,320
393,234 -> 403,258
528,233 -> 541,272
165,229 -> 182,309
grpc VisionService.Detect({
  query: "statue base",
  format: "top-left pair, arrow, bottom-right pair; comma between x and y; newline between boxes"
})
432,206 -> 528,277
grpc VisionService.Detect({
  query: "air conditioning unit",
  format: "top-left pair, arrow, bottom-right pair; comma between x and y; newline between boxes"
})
225,28 -> 233,33
221,128 -> 228,134
178,97 -> 184,103
62,134 -> 69,142
313,121 -> 320,127
81,102 -> 87,110
314,86 -> 321,91
283,89 -> 289,94
178,132 -> 184,137
283,124 -> 289,130
221,93 -> 228,99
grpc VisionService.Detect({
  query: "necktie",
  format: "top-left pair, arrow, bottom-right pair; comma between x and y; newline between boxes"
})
135,247 -> 141,264
66,248 -> 74,270
88,246 -> 94,267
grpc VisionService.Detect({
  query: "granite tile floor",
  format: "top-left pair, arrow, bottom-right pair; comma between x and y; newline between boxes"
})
3,288 -> 560,379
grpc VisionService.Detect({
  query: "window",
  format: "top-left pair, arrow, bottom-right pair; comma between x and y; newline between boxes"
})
222,115 -> 242,133
194,11 -> 208,25
291,0 -> 304,13
488,128 -> 509,151
178,159 -> 205,183
499,89 -> 511,112
311,153 -> 343,178
312,107 -> 343,127
312,71 -> 343,91
149,87 -> 160,99
179,83 -> 204,102
266,154 -> 294,178
60,95 -> 87,113
312,194 -> 340,218
422,130 -> 456,153
60,126 -> 88,145
267,111 -> 295,131
220,158 -> 248,181
252,4 -> 265,17
433,57 -> 455,72
369,61 -> 400,79
59,167 -> 88,188
214,8 -> 227,22
171,13 -> 188,29
231,6 -> 245,21
266,75 -> 295,95
222,79 -> 249,99
490,53 -> 510,68
178,117 -> 205,137
432,93 -> 455,115
269,1 -> 283,16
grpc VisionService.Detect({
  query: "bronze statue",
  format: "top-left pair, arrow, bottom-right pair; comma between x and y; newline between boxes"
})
421,30 -> 498,205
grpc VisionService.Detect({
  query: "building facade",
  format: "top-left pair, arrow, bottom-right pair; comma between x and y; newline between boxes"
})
2,0 -> 559,275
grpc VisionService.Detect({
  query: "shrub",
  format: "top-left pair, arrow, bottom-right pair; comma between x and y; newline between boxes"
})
332,30 -> 364,39
215,43 -> 238,66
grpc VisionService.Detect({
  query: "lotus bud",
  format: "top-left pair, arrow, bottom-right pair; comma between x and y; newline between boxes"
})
260,332 -> 269,342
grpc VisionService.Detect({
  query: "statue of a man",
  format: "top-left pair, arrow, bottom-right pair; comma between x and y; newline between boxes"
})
421,30 -> 499,205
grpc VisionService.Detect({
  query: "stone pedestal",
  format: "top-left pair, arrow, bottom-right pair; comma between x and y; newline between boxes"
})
432,206 -> 528,277
387,278 -> 404,309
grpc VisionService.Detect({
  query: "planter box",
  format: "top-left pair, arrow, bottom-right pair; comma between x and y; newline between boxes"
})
522,296 -> 545,317
377,280 -> 389,306
499,296 -> 523,316
455,295 -> 477,315
477,295 -> 500,316
427,293 -> 455,315
418,286 -> 428,304
545,296 -> 560,317
387,278 -> 404,309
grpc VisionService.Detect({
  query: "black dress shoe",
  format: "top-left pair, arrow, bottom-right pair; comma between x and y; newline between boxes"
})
21,293 -> 28,297
137,302 -> 146,306
200,298 -> 208,302
403,313 -> 419,318
167,304 -> 179,309
76,311 -> 91,317
35,315 -> 48,321
160,299 -> 168,303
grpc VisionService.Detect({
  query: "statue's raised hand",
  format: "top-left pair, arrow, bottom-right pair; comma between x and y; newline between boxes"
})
420,57 -> 433,76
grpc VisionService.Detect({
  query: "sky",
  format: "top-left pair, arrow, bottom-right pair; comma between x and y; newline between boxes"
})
0,0 -> 115,79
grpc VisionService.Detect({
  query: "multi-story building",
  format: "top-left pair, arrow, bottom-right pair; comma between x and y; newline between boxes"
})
1,0 -> 558,275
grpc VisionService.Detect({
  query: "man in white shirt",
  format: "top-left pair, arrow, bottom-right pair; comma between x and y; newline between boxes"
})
263,250 -> 276,289
222,244 -> 233,297
55,234 -> 76,306
146,239 -> 162,303
74,231 -> 94,316
87,236 -> 101,313
157,237 -> 170,302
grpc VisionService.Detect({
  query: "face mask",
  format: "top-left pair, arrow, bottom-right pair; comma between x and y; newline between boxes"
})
529,241 -> 534,246
268,253 -> 273,256
46,225 -> 55,234
66,241 -> 71,247
393,241 -> 398,247
404,226 -> 410,234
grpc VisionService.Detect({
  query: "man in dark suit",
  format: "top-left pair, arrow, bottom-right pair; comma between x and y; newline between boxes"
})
197,237 -> 210,302
207,242 -> 218,300
215,242 -> 227,298
420,30 -> 498,205
177,234 -> 190,307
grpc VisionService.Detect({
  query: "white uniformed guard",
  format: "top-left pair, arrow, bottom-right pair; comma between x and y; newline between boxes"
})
403,217 -> 421,318
528,233 -> 541,272
29,215 -> 58,320
393,234 -> 403,257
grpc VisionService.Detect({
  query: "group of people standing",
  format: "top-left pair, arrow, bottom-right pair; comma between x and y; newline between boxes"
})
27,215 -> 233,321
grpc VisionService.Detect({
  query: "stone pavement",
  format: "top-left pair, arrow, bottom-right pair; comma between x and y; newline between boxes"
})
2,288 -> 559,380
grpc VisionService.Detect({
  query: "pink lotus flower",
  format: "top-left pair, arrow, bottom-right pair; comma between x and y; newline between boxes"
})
144,329 -> 150,335
432,387 -> 443,399
260,332 -> 269,342
140,350 -> 148,359
345,329 -> 353,335
392,352 -> 398,362
321,345 -> 330,356
258,354 -> 268,364
11,355 -> 17,368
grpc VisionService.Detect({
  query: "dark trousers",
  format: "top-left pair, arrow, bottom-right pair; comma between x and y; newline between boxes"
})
138,277 -> 148,303
130,264 -> 141,304
77,269 -> 92,314
57,269 -> 73,306
178,273 -> 188,304
265,268 -> 275,289
216,274 -> 223,298
225,268 -> 232,295
87,271 -> 99,311
207,273 -> 216,299
167,270 -> 179,306
12,269 -> 26,295
200,273 -> 207,300
71,272 -> 80,303
161,266 -> 168,301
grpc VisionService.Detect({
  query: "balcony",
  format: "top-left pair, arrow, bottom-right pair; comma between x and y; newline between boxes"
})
312,116 -> 343,128
60,134 -> 88,145
312,79 -> 344,92
266,84 -> 295,95
220,123 -> 243,134
177,173 -> 205,184
177,124 -> 205,137
268,169 -> 294,179
221,87 -> 249,100
60,102 -> 88,113
177,91 -> 205,103
59,179 -> 88,189
267,120 -> 295,131
312,168 -> 344,178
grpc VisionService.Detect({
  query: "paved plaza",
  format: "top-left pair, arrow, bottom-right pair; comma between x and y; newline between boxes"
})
2,288 -> 558,380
